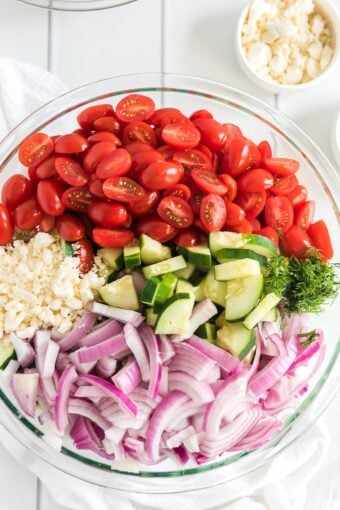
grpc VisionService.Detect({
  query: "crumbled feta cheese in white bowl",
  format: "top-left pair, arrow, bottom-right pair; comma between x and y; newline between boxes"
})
236,0 -> 340,93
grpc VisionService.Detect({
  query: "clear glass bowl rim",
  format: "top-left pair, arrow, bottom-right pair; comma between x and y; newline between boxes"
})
16,0 -> 137,12
0,72 -> 339,493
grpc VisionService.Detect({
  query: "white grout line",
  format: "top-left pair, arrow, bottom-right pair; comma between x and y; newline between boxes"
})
36,478 -> 41,510
47,6 -> 53,72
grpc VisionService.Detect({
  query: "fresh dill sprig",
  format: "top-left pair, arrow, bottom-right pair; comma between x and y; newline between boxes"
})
263,255 -> 290,297
297,329 -> 319,347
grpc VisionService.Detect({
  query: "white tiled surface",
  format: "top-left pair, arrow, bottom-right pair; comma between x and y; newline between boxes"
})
0,0 -> 339,509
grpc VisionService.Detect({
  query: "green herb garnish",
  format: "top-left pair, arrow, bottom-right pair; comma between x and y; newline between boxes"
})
297,329 -> 319,347
264,255 -> 290,297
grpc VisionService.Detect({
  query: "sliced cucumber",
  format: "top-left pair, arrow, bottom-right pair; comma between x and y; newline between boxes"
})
155,293 -> 194,335
225,274 -> 263,321
98,266 -> 117,283
63,241 -> 74,257
203,269 -> 228,307
140,234 -> 171,265
189,270 -> 206,287
124,241 -> 141,270
97,248 -> 124,271
216,322 -> 255,360
154,273 -> 178,313
99,275 -> 139,311
262,306 -> 279,322
214,258 -> 261,281
242,234 -> 278,258
142,255 -> 186,279
140,277 -> 161,306
209,231 -> 246,256
216,248 -> 267,266
176,279 -> 195,294
174,262 -> 196,280
195,322 -> 216,343
215,311 -> 228,328
243,292 -> 281,330
194,278 -> 206,302
180,245 -> 212,269
243,346 -> 256,364
0,341 -> 15,370
145,308 -> 158,327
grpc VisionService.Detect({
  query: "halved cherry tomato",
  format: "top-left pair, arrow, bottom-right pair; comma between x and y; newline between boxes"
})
190,109 -> 213,121
265,195 -> 293,233
1,174 -> 33,210
255,226 -> 279,246
18,133 -> 54,167
93,116 -> 120,135
96,148 -> 132,179
28,166 -> 39,187
123,121 -> 157,146
163,183 -> 191,201
280,225 -> 312,258
124,142 -> 154,155
200,193 -> 226,232
157,196 -> 193,229
77,104 -> 114,131
93,227 -> 134,247
223,200 -> 246,227
150,108 -> 182,127
294,200 -> 315,231
222,137 -> 260,177
264,157 -> 299,176
156,145 -> 175,160
127,190 -> 160,217
87,132 -> 122,145
193,216 -> 209,233
174,227 -> 200,247
230,218 -> 252,234
189,186 -> 205,214
270,174 -> 298,196
36,156 -> 57,179
161,123 -> 201,149
76,238 -> 94,273
257,140 -> 272,161
139,161 -> 184,191
237,169 -> 274,192
191,169 -> 228,196
219,174 -> 237,201
159,112 -> 191,130
122,212 -> 133,229
54,133 -> 88,154
88,199 -> 128,227
196,143 -> 213,161
223,123 -> 242,149
193,118 -> 227,150
286,184 -> 308,207
38,215 -> 55,233
37,180 -> 65,216
308,220 -> 333,260
88,176 -> 105,198
131,150 -> 164,173
246,216 -> 261,232
173,149 -> 211,172
56,214 -> 85,242
83,142 -> 116,174
13,197 -> 43,230
135,215 -> 177,242
0,204 -> 13,244
61,187 -> 93,212
55,157 -> 88,187
103,176 -> 146,202
235,190 -> 266,218
116,94 -> 155,122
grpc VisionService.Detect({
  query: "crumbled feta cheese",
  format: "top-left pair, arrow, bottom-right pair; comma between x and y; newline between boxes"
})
0,233 -> 104,339
241,0 -> 334,85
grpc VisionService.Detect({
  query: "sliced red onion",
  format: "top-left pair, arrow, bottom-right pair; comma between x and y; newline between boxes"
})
55,366 -> 78,433
79,319 -> 122,347
68,351 -> 96,375
131,271 -> 146,294
157,335 -> 175,364
166,401 -> 199,432
172,299 -> 218,342
89,302 -> 144,327
187,336 -> 241,373
96,357 -> 117,379
174,342 -> 216,371
159,366 -> 168,397
139,324 -> 162,399
10,333 -> 35,368
105,426 -> 125,444
247,332 -> 261,380
289,330 -> 324,371
125,437 -> 163,465
169,371 -> 214,404
124,323 -> 150,382
165,426 -> 196,449
42,341 -> 60,378
203,364 -> 221,384
74,386 -> 107,399
77,334 -> 128,364
167,445 -> 191,465
56,352 -> 72,372
183,432 -> 200,453
34,331 -> 57,405
68,398 -> 110,430
58,312 -> 97,352
10,373 -> 39,418
70,416 -> 113,460
51,330 -> 64,341
112,357 -> 141,394
1,359 -> 20,382
78,374 -> 137,417
145,390 -> 188,462
229,417 -> 284,451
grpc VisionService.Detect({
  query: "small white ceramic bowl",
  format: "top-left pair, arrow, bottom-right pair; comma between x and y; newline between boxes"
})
236,0 -> 340,93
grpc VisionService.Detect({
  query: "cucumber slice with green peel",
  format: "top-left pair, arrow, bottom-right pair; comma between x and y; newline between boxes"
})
243,293 -> 281,329
203,269 -> 228,307
63,241 -> 74,257
124,241 -> 141,270
216,322 -> 255,360
214,258 -> 261,281
97,248 -> 124,271
155,293 -> 195,335
195,322 -> 216,343
243,346 -> 256,364
216,248 -> 267,266
209,231 -> 246,256
174,262 -> 196,280
140,234 -> 171,265
225,274 -> 264,321
140,277 -> 161,306
154,273 -> 178,313
262,306 -> 279,322
142,255 -> 186,279
189,270 -> 206,287
180,245 -> 212,269
97,266 -> 118,283
176,279 -> 195,294
194,278 -> 206,302
0,342 -> 15,370
145,308 -> 158,327
215,311 -> 228,328
99,275 -> 139,311
242,234 -> 278,258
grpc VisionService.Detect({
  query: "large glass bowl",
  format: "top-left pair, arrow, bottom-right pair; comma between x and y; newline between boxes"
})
0,73 -> 339,494
17,0 -> 137,12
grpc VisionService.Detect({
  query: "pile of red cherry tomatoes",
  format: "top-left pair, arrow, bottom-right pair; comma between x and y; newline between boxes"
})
0,93 -> 333,263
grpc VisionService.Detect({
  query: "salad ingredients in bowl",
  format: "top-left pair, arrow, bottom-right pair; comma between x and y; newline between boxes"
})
0,93 -> 338,468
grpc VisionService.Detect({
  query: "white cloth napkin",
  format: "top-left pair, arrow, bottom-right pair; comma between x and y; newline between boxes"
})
0,57 -> 339,510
